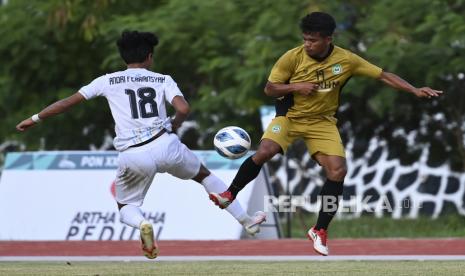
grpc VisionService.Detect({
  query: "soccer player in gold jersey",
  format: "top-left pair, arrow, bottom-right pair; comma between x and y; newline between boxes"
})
210,12 -> 442,255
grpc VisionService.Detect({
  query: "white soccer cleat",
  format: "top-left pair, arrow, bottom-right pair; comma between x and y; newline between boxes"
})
139,220 -> 159,259
243,211 -> 267,236
307,226 -> 329,256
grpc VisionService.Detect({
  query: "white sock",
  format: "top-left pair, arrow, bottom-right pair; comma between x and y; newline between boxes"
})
202,174 -> 249,224
119,204 -> 146,228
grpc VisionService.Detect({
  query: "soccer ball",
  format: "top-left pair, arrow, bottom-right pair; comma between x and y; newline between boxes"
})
214,126 -> 251,159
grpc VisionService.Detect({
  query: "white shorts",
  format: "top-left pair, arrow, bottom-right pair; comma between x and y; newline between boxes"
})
115,132 -> 201,206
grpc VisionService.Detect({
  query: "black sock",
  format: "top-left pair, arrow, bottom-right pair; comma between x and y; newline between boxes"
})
227,156 -> 262,198
315,179 -> 344,231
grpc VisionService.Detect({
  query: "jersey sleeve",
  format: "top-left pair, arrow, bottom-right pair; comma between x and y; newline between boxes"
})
78,76 -> 106,100
164,75 -> 184,103
268,50 -> 297,83
349,52 -> 383,78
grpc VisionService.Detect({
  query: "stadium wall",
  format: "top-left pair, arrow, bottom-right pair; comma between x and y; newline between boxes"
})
0,151 -> 280,241
260,106 -> 465,218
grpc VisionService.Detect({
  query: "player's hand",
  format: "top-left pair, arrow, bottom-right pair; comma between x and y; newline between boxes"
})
293,82 -> 319,96
413,87 -> 443,99
16,118 -> 36,132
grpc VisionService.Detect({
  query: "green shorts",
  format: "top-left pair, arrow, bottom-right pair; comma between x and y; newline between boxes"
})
261,116 -> 345,158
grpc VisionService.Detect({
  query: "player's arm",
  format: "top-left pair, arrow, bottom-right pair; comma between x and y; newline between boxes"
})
265,50 -> 319,97
378,71 -> 443,98
16,92 -> 86,132
350,52 -> 443,98
264,81 -> 319,97
170,95 -> 190,132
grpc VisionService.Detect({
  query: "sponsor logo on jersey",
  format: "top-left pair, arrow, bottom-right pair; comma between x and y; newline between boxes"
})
316,80 -> 340,93
271,125 -> 281,133
332,64 -> 342,75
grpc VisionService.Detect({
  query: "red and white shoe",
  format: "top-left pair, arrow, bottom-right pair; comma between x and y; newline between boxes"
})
307,226 -> 329,256
243,211 -> 267,236
139,221 -> 159,259
209,191 -> 235,209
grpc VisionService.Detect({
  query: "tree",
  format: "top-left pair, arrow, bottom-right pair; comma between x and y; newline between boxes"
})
333,0 -> 465,171
1,0 -> 463,171
0,0 -> 163,149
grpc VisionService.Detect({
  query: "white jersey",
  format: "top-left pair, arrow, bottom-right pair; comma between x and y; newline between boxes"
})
79,68 -> 183,151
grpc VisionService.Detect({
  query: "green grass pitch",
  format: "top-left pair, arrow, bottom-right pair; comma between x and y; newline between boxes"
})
1,261 -> 464,275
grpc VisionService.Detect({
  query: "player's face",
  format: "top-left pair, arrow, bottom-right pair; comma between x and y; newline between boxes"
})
302,32 -> 332,59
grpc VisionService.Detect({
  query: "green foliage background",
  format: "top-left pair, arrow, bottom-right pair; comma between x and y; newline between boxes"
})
1,0 -> 464,169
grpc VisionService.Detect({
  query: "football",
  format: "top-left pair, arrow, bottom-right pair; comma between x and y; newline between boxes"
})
213,126 -> 251,159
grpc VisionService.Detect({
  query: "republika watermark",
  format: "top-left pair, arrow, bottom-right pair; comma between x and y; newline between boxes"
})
264,195 -> 423,213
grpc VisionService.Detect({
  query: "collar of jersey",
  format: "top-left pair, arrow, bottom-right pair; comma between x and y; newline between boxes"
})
308,44 -> 334,62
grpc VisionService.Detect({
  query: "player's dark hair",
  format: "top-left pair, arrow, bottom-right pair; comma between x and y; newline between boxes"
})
300,12 -> 336,37
117,31 -> 159,64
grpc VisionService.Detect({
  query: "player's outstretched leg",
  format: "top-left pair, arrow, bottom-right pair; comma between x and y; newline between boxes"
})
194,167 -> 267,235
119,204 -> 159,259
210,139 -> 282,209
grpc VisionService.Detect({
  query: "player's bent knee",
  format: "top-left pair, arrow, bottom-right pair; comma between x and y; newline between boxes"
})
327,166 -> 347,181
117,202 -> 127,210
254,142 -> 281,164
253,149 -> 274,164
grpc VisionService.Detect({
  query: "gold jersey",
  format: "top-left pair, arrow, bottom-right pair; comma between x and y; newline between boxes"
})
268,45 -> 382,118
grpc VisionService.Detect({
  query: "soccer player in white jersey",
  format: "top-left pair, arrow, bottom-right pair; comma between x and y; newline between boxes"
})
16,31 -> 266,259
